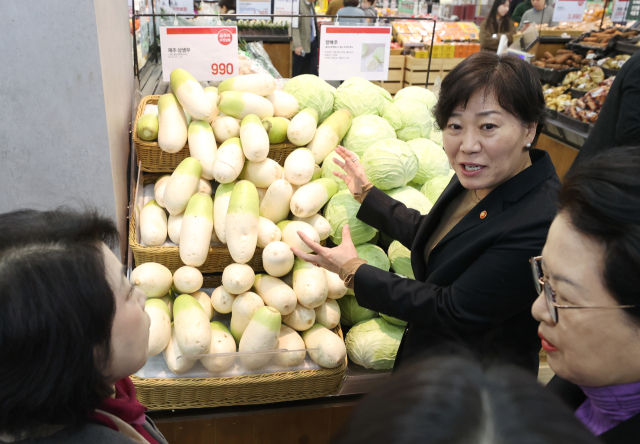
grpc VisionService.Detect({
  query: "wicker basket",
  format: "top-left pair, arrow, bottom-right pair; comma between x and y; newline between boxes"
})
129,173 -> 265,273
132,322 -> 347,409
133,95 -> 298,172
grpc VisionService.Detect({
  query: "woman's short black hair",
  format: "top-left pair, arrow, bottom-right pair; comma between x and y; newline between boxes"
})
0,208 -> 119,436
218,0 -> 235,12
559,146 -> 640,322
434,51 -> 546,148
333,355 -> 601,444
343,0 -> 360,8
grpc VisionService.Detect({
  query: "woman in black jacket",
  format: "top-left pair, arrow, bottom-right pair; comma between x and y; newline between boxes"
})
532,146 -> 640,443
292,52 -> 560,373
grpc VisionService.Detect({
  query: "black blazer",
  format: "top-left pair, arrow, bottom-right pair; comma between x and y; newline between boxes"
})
548,375 -> 640,443
353,149 -> 560,373
573,50 -> 640,168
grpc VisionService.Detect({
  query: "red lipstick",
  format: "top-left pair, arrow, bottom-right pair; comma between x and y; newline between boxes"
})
539,332 -> 558,353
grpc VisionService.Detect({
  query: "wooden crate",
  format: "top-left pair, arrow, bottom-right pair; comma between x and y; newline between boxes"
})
389,55 -> 406,69
373,80 -> 403,94
405,56 -> 443,71
442,57 -> 465,70
386,69 -> 404,82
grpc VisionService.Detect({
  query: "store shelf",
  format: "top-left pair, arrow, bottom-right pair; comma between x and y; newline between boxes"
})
240,35 -> 292,43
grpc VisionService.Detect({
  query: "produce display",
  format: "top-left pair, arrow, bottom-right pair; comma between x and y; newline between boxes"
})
561,66 -> 605,91
597,54 -> 632,70
345,317 -> 404,370
562,79 -> 613,124
533,49 -> 585,70
134,67 -> 453,375
574,28 -> 639,49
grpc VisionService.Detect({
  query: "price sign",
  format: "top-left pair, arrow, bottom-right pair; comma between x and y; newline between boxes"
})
238,0 -> 272,19
319,25 -> 392,81
155,0 -> 195,14
160,27 -> 238,82
626,0 -> 640,20
612,0 -> 630,21
552,0 -> 588,22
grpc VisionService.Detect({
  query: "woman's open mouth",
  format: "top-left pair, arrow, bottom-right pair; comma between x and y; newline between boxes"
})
539,332 -> 558,353
459,163 -> 486,177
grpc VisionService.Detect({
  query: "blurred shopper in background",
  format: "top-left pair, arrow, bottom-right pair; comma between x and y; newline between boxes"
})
217,0 -> 236,15
360,0 -> 378,20
480,0 -> 517,52
326,0 -> 345,17
292,0 -> 319,76
532,146 -> 640,443
511,0 -> 531,24
517,0 -> 557,30
333,355 -> 601,444
336,0 -> 365,24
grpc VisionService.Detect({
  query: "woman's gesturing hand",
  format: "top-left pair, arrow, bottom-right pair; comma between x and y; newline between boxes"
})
333,146 -> 371,198
290,225 -> 358,274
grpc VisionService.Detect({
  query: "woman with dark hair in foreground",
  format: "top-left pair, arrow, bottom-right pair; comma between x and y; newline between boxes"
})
532,146 -> 640,442
0,209 -> 167,444
333,355 -> 601,444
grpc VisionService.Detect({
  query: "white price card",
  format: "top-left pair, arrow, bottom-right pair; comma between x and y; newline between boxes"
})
238,0 -> 272,19
552,0 -> 588,22
274,0 -> 294,25
155,0 -> 195,14
160,27 -> 238,82
319,26 -> 392,81
612,0 -> 630,21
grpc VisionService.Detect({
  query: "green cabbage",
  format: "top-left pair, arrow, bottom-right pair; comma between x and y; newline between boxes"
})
388,240 -> 414,279
421,170 -> 455,204
385,186 -> 433,215
430,127 -> 443,146
338,295 -> 378,326
361,139 -> 418,191
324,190 -> 377,245
333,77 -> 392,117
321,150 -> 351,191
383,98 -> 434,141
345,317 -> 404,369
394,86 -> 437,111
380,313 -> 408,327
355,243 -> 390,271
342,115 -> 397,157
406,138 -> 450,185
283,75 -> 336,123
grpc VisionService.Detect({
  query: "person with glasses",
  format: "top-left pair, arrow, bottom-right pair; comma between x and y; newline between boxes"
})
531,146 -> 640,443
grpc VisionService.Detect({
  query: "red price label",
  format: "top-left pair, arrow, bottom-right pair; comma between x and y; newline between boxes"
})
218,30 -> 233,45
212,63 -> 234,75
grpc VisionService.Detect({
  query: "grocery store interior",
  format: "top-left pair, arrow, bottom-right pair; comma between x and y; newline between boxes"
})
1,0 -> 639,443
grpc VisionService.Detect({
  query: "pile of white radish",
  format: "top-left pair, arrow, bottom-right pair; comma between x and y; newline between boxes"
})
134,260 -> 347,374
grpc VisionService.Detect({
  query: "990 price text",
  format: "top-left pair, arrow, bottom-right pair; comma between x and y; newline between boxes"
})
212,63 -> 234,75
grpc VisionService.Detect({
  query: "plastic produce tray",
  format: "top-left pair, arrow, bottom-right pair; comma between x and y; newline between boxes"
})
534,66 -> 579,85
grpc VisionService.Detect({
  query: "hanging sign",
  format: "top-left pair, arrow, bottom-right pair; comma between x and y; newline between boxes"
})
552,0 -> 588,22
319,25 -> 392,81
238,0 -> 272,19
274,0 -> 294,24
626,0 -> 640,19
155,0 -> 195,14
611,0 -> 629,21
160,26 -> 239,82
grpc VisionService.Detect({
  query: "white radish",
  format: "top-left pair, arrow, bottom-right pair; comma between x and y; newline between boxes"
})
158,93 -> 188,153
154,175 -> 171,208
213,182 -> 235,243
282,303 -> 316,331
170,68 -> 212,121
266,90 -> 299,119
173,294 -> 212,356
160,294 -> 175,320
262,241 -> 295,277
198,179 -> 212,195
179,193 -> 213,267
222,263 -> 255,294
164,325 -> 196,374
145,299 -> 171,356
239,158 -> 283,188
230,291 -> 265,343
225,180 -> 260,264
307,109 -> 354,164
272,325 -> 306,367
302,324 -> 347,368
173,266 -> 203,294
253,274 -> 297,316
293,214 -> 331,241
284,148 -> 315,186
130,263 -> 173,298
325,269 -> 348,300
137,113 -> 159,141
201,322 -> 236,372
203,87 -> 220,124
257,217 -> 281,248
256,187 -> 268,206
240,115 -> 270,162
290,178 -> 338,218
167,213 -> 183,244
314,299 -> 341,329
259,179 -> 293,224
164,157 -> 202,216
262,117 -> 289,144
212,138 -> 245,184
217,91 -> 274,120
140,201 -> 167,246
192,290 -> 213,320
188,120 -> 217,180
210,286 -> 236,314
293,257 -> 329,309
238,306 -> 281,370
218,73 -> 276,97
277,221 -> 320,254
288,108 -> 319,147
212,116 -> 240,143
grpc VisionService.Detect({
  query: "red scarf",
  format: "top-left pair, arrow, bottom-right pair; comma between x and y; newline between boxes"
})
89,377 -> 160,444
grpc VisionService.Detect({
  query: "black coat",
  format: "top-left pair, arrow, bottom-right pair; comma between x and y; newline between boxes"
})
548,375 -> 640,443
572,50 -> 640,167
353,149 -> 560,373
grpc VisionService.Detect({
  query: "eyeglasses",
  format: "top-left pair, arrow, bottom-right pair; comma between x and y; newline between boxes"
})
530,256 -> 636,323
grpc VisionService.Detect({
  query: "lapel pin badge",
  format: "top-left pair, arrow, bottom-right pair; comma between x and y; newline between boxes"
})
480,211 -> 487,219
